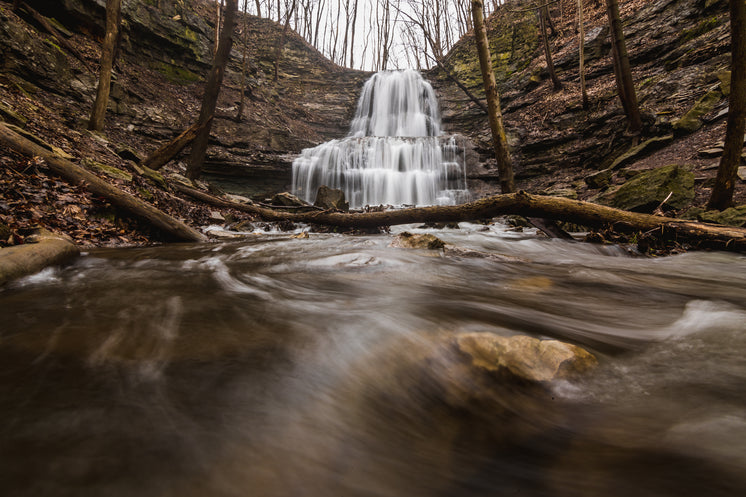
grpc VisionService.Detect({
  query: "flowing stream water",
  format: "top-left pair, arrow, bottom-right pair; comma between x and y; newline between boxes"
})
292,70 -> 470,208
2,224 -> 746,497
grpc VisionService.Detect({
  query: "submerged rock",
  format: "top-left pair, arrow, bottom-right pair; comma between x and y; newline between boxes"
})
390,232 -> 445,250
454,333 -> 598,383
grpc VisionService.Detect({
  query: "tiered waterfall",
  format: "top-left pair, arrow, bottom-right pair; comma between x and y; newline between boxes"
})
291,70 -> 470,208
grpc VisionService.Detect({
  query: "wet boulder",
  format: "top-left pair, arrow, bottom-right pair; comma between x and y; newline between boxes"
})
313,185 -> 349,211
390,232 -> 445,250
453,333 -> 598,384
270,192 -> 307,207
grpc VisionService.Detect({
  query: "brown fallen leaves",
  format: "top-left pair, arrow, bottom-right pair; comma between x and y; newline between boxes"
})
0,152 -> 149,248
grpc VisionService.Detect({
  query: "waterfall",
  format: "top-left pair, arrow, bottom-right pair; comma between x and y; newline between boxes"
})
292,70 -> 470,208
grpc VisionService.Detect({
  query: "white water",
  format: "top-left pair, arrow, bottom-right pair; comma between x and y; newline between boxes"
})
292,70 -> 470,208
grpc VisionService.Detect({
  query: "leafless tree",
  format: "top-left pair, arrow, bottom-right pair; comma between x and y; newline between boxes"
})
187,0 -> 238,180
471,0 -> 515,193
605,0 -> 642,135
88,0 -> 121,131
708,0 -> 746,210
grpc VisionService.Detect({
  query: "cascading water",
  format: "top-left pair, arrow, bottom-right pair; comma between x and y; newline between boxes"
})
292,70 -> 470,208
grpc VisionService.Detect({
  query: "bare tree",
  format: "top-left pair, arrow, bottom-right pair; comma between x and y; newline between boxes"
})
538,2 -> 562,90
236,0 -> 251,122
274,0 -> 297,81
708,0 -> 746,210
187,0 -> 238,180
605,0 -> 642,135
472,0 -> 515,193
88,0 -> 121,131
578,0 -> 589,108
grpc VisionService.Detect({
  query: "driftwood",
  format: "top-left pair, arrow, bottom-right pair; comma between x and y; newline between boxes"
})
173,184 -> 746,251
141,117 -> 212,170
0,228 -> 79,286
0,123 -> 207,243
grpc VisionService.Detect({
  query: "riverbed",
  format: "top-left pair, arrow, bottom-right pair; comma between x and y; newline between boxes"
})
2,222 -> 745,496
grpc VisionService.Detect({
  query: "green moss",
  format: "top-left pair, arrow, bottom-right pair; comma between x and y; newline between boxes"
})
673,89 -> 722,135
152,61 -> 200,84
599,164 -> 695,212
679,16 -> 721,44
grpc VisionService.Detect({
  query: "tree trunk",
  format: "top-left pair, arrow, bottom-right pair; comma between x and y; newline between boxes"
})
578,0 -> 589,108
274,0 -> 297,81
88,0 -> 121,131
539,3 -> 562,90
605,0 -> 642,135
0,229 -> 79,286
173,184 -> 746,252
471,0 -> 515,193
0,123 -> 206,242
255,0 -> 261,17
141,117 -> 213,171
236,0 -> 250,122
187,0 -> 238,181
708,0 -> 746,210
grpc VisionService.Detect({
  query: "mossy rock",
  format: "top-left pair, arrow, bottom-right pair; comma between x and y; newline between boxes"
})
672,89 -> 722,135
685,205 -> 746,227
82,159 -> 133,182
599,164 -> 695,213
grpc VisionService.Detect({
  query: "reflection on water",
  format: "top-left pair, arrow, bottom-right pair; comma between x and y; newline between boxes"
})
2,222 -> 746,497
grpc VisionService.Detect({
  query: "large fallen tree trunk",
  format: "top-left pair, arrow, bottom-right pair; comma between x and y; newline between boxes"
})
0,229 -> 79,286
0,123 -> 207,243
174,184 -> 746,252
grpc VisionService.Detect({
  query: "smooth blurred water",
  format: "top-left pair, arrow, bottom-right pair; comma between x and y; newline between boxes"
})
1,223 -> 745,497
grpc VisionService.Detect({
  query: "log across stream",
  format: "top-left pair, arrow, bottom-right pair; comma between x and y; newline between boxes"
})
2,225 -> 745,496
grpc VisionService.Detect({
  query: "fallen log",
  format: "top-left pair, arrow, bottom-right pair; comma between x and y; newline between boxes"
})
173,184 -> 746,251
0,123 -> 207,243
0,229 -> 79,286
141,117 -> 212,171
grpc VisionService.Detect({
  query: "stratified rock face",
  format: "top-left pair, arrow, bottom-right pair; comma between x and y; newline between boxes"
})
454,332 -> 598,383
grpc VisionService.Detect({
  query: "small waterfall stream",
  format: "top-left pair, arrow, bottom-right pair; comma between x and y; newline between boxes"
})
292,70 -> 470,208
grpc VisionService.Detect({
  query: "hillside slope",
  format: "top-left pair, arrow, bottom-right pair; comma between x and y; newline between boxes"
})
432,0 -> 743,210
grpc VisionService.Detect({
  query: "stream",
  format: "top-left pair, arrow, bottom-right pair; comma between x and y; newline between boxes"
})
1,223 -> 745,496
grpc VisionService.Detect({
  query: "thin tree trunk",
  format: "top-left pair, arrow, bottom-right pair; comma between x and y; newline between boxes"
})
187,0 -> 238,180
236,0 -> 250,122
471,0 -> 515,193
349,0 -> 359,68
708,0 -> 746,210
0,123 -> 206,242
88,0 -> 121,131
273,0 -> 297,81
255,0 -> 261,17
605,0 -> 642,135
539,3 -> 562,90
214,0 -> 224,55
578,0 -> 589,108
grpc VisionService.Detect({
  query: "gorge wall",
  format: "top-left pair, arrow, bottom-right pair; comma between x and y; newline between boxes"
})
0,0 -> 739,206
